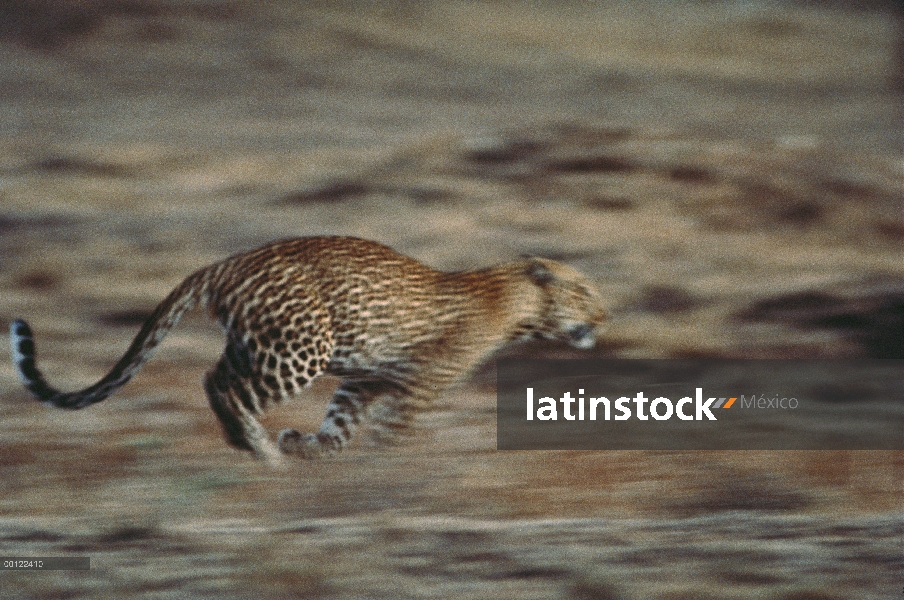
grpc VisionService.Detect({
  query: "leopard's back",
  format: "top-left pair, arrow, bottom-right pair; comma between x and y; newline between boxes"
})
203,237 -> 462,396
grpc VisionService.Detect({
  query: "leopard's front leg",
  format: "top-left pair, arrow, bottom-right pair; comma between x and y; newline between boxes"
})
278,380 -> 376,458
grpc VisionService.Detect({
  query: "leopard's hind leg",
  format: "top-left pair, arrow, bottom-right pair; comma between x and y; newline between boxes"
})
204,351 -> 284,467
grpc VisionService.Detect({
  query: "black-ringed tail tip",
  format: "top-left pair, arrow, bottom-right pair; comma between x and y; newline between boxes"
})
8,236 -> 606,463
10,319 -> 40,388
10,318 -> 70,405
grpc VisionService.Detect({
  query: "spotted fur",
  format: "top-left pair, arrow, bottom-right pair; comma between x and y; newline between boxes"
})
10,236 -> 606,465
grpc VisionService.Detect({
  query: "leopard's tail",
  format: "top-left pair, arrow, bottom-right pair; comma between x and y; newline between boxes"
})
9,269 -> 212,409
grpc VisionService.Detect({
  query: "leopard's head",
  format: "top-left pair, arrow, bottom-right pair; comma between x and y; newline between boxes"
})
525,258 -> 607,349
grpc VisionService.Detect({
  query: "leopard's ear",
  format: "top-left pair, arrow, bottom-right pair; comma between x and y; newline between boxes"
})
525,257 -> 555,285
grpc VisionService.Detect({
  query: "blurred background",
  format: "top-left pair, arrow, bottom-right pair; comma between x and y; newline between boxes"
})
0,1 -> 901,598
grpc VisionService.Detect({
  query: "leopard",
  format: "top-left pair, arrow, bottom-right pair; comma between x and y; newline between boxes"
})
9,236 -> 607,466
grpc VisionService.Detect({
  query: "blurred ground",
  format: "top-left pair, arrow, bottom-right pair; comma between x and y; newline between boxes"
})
0,1 -> 901,598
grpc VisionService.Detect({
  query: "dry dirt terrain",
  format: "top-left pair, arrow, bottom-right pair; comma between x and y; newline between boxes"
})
0,1 -> 901,598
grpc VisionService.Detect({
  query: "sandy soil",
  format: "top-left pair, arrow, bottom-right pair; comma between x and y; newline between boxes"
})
0,2 -> 901,598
